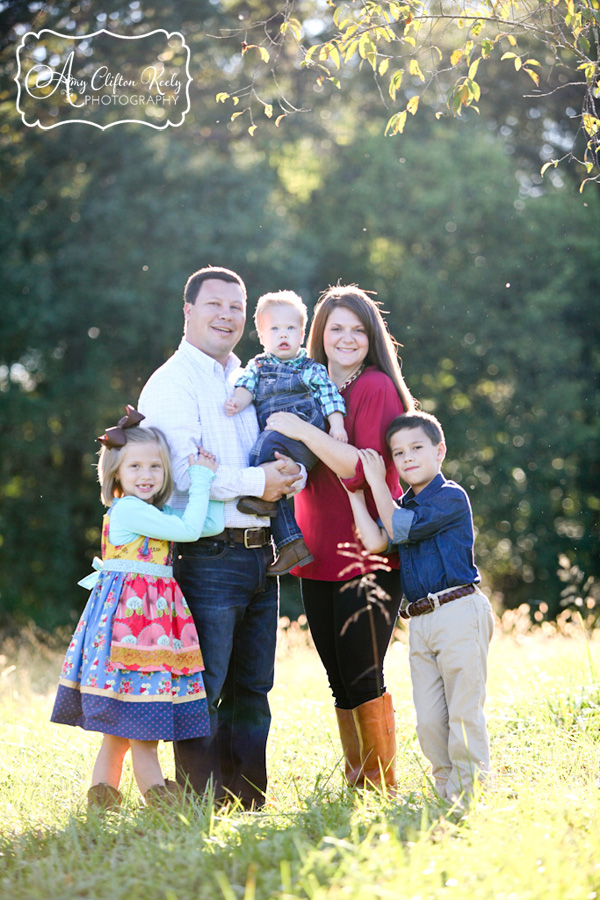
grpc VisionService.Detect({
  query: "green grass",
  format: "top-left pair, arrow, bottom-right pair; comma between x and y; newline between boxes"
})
1,619 -> 600,899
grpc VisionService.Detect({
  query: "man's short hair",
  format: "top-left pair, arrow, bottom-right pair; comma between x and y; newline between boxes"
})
386,411 -> 445,448
254,290 -> 308,332
184,266 -> 247,305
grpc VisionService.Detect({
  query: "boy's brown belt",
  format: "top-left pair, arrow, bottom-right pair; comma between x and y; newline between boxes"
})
400,583 -> 477,619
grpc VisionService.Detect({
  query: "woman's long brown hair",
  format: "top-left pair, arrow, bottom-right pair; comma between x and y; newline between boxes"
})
307,285 -> 414,413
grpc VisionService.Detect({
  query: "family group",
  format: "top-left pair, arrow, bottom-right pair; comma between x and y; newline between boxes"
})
51,266 -> 494,812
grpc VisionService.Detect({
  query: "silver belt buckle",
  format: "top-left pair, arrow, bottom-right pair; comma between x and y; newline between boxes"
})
427,592 -> 441,611
243,527 -> 264,549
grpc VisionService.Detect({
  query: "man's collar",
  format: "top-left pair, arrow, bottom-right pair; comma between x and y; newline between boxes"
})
179,337 -> 241,374
402,472 -> 446,504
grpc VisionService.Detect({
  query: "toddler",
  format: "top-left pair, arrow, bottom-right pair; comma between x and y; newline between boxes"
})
225,291 -> 346,574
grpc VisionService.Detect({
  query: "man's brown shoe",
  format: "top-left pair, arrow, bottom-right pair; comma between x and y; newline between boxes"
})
236,497 -> 278,517
267,539 -> 314,576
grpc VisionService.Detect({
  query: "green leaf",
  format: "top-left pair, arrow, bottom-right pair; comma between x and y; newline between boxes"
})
389,68 -> 404,101
468,58 -> 480,80
385,109 -> 408,135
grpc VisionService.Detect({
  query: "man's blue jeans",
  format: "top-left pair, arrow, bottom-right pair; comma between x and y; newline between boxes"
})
173,537 -> 278,808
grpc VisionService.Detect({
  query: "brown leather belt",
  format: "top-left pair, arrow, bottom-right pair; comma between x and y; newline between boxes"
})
400,583 -> 477,619
204,527 -> 271,549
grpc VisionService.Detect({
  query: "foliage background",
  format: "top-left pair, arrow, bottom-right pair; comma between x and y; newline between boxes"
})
0,1 -> 598,628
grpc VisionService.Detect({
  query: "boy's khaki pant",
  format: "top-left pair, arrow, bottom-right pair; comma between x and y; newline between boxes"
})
408,589 -> 494,801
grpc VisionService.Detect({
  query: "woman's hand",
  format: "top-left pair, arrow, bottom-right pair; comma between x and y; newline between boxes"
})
264,411 -> 308,442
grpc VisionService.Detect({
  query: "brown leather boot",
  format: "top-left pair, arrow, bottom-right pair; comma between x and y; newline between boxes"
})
352,692 -> 397,792
87,783 -> 122,812
236,497 -> 278,517
267,538 -> 314,576
144,779 -> 185,809
335,707 -> 364,786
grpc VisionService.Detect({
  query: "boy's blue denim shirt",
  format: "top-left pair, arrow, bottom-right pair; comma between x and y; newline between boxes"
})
390,473 -> 480,603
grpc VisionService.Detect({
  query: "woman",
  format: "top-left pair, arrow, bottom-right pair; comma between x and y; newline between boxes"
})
265,285 -> 414,790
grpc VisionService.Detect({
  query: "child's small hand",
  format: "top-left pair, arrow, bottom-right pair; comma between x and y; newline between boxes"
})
358,448 -> 387,485
330,424 -> 349,443
189,446 -> 219,473
224,398 -> 239,416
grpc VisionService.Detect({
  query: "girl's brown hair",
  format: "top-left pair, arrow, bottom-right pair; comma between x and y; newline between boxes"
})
307,285 -> 414,412
97,426 -> 174,508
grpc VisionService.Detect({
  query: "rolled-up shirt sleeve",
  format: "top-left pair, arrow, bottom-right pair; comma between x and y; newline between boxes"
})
391,508 -> 416,544
393,494 -> 467,544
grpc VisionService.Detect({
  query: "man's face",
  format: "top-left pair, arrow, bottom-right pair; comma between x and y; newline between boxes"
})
184,278 -> 246,365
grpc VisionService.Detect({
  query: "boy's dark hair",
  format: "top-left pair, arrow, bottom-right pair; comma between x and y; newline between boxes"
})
386,411 -> 445,448
184,266 -> 247,305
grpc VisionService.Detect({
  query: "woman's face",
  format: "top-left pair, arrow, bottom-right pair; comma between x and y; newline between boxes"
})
322,306 -> 370,375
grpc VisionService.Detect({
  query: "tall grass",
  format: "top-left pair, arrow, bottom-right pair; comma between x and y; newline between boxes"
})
1,616 -> 600,899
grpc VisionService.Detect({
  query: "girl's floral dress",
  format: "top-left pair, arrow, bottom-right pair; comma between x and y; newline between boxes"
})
51,508 -> 210,741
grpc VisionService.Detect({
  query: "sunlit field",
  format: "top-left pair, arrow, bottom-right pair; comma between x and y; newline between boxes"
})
2,610 -> 600,900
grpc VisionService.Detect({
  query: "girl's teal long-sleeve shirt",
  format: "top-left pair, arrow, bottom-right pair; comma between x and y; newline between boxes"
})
108,465 -> 224,545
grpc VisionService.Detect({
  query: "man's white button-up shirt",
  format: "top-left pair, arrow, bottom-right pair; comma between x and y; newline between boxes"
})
139,338 -> 272,527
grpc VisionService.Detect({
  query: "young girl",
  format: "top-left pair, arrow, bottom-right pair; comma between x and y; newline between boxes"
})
51,406 -> 224,811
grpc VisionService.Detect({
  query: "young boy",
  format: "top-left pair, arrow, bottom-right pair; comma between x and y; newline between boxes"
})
345,411 -> 494,802
225,290 -> 347,575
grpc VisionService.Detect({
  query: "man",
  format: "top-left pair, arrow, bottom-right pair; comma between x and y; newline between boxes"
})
138,266 -> 302,809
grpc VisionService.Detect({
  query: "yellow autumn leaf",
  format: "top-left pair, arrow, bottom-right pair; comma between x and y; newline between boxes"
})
407,95 -> 419,115
524,68 -> 540,86
409,59 -> 425,81
450,49 -> 463,67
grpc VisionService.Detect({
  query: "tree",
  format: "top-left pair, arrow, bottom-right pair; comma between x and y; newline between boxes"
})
291,117 -> 600,615
213,0 -> 600,188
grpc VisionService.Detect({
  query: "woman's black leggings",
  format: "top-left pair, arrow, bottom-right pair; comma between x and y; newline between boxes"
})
300,569 -> 402,709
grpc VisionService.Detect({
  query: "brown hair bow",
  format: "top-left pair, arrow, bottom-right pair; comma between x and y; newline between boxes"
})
97,405 -> 145,448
